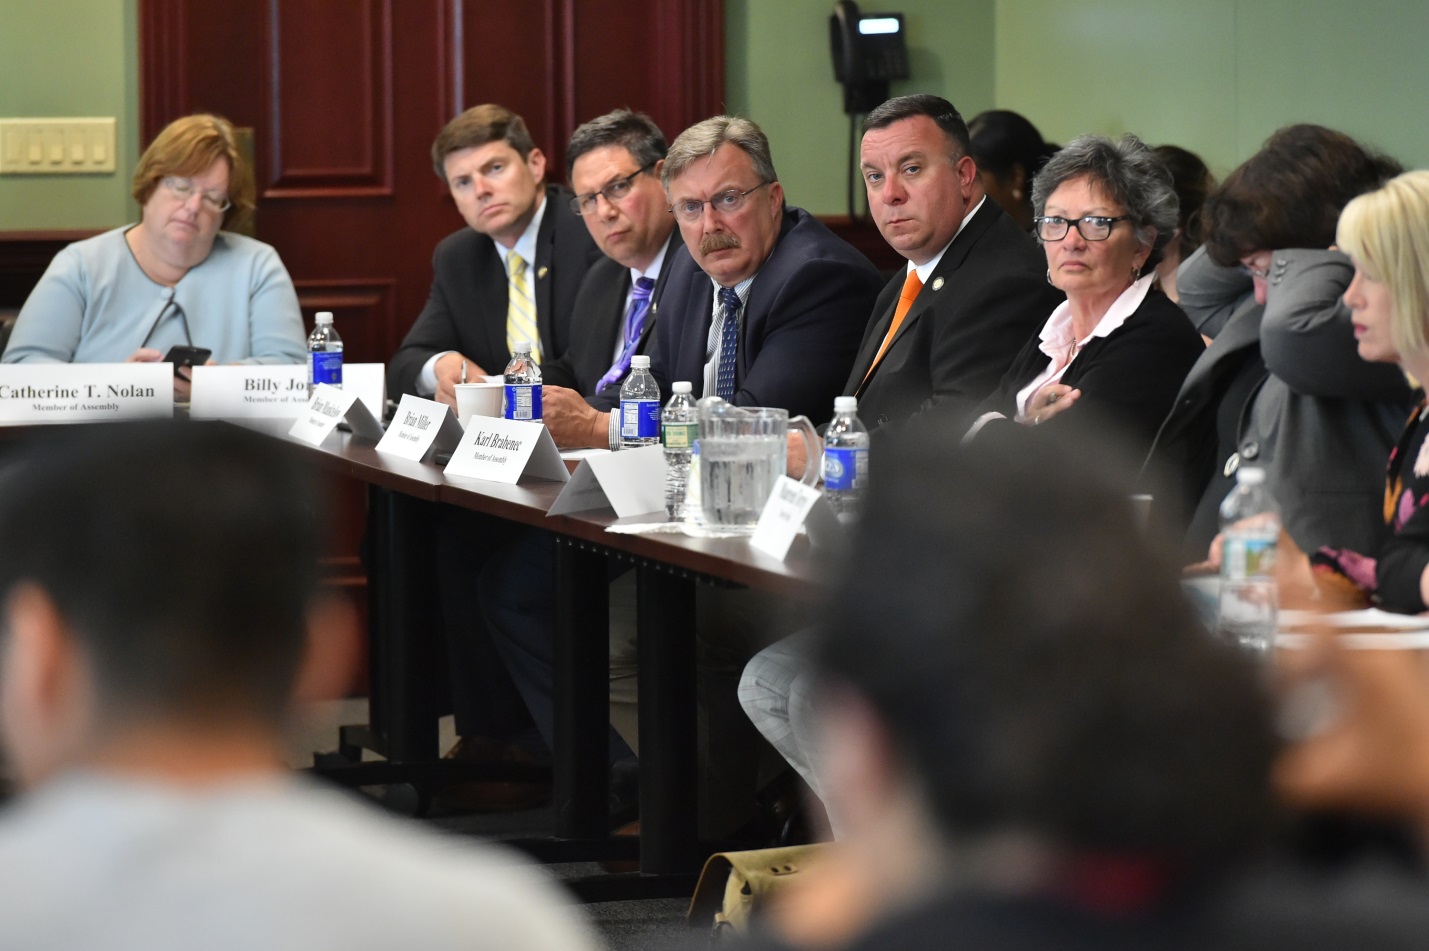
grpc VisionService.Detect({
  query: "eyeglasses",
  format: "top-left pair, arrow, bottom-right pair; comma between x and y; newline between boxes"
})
1034,215 -> 1132,242
1238,261 -> 1271,280
669,181 -> 772,223
161,176 -> 231,213
569,162 -> 656,216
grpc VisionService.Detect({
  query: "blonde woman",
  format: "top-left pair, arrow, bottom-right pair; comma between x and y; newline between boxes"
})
1301,171 -> 1429,611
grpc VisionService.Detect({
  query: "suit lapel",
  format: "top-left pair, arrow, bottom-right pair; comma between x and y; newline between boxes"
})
1177,302 -> 1261,398
636,230 -> 685,356
852,199 -> 1005,396
532,186 -> 558,350
475,242 -> 509,367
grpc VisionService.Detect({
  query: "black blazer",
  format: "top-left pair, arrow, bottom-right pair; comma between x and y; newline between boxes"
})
387,185 -> 603,397
648,206 -> 882,425
540,229 -> 684,409
847,198 -> 1062,431
980,286 -> 1205,458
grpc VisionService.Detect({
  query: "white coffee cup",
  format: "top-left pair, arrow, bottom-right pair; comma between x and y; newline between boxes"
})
454,382 -> 504,427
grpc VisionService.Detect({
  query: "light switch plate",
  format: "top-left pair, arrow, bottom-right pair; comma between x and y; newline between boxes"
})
0,118 -> 117,174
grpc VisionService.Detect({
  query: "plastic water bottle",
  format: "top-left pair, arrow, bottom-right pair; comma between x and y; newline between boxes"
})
619,355 -> 661,448
1218,466 -> 1279,653
661,381 -> 697,520
502,342 -> 542,421
822,396 -> 869,520
306,311 -> 343,396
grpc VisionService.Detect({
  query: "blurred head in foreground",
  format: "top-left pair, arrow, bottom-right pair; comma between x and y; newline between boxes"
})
812,423 -> 1277,903
0,420 -> 351,787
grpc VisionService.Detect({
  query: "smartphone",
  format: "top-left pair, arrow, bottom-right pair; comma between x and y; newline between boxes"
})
163,345 -> 212,375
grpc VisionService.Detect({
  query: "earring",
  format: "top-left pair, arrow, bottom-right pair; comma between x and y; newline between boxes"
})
1046,268 -> 1053,285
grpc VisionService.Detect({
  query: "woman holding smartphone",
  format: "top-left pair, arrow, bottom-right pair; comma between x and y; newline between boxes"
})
3,114 -> 307,395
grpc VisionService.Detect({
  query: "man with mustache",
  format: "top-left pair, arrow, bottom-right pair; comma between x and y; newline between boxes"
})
539,114 -> 881,447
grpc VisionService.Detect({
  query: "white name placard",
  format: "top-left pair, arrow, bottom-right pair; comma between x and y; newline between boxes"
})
444,417 -> 570,485
751,476 -> 820,559
375,393 -> 463,461
0,363 -> 172,424
548,445 -> 664,517
190,363 -> 385,421
287,384 -> 384,446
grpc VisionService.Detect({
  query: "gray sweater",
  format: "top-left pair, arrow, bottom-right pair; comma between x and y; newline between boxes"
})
3,226 -> 307,366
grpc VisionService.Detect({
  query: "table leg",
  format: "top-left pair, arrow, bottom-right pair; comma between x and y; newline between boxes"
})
553,537 -> 611,838
366,486 -> 442,762
636,564 -> 700,874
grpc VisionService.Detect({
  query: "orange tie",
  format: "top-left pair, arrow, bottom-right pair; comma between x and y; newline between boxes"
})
862,270 -> 923,385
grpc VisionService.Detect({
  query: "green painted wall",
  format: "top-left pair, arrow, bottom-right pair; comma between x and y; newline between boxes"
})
726,0 -> 996,216
5,1 -> 1425,228
994,0 -> 1429,178
0,0 -> 140,231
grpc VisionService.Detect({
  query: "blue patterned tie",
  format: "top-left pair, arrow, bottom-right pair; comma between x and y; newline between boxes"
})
596,277 -> 656,392
715,287 -> 741,401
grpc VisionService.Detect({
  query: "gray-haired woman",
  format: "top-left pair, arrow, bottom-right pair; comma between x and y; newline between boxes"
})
969,133 -> 1204,455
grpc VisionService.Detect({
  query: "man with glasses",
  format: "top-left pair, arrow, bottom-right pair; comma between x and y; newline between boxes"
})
479,116 -> 881,836
648,115 -> 882,423
473,111 -> 684,806
388,104 -> 603,405
539,110 -> 684,448
842,94 -> 1062,432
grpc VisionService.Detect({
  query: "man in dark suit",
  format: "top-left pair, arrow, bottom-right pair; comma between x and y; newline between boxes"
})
740,95 -> 1062,802
845,94 -> 1062,432
388,103 -> 602,403
478,109 -> 682,787
483,116 -> 881,832
540,109 -> 683,447
648,116 -> 883,425
543,115 -> 882,448
385,106 -> 605,802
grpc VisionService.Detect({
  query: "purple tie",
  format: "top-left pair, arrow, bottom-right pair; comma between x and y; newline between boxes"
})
596,277 -> 656,392
715,287 -> 740,401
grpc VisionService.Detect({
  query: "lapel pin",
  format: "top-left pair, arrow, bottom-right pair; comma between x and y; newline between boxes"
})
931,276 -> 944,291
537,266 -> 549,279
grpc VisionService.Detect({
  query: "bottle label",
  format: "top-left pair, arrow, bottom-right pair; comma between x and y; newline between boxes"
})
504,383 -> 542,421
621,399 -> 660,439
822,447 -> 867,492
1223,534 -> 1277,581
662,421 -> 698,449
310,351 -> 343,387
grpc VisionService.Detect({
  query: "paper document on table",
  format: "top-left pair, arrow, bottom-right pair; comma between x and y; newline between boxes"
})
1278,607 -> 1429,649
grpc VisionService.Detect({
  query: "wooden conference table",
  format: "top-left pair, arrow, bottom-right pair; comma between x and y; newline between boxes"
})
258,422 -> 827,901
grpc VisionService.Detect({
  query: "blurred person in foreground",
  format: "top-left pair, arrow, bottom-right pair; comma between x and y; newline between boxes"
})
1152,144 -> 1215,302
736,424 -> 1429,951
967,133 -> 1203,457
1143,125 -> 1416,566
2,114 -> 307,395
0,422 -> 597,951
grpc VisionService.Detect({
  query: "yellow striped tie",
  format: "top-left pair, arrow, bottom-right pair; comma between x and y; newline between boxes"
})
506,252 -> 541,364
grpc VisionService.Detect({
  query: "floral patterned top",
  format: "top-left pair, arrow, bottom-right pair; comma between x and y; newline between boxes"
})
1314,399 -> 1429,613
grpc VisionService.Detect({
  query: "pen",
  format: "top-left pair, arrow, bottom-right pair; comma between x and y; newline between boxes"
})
460,359 -> 468,384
